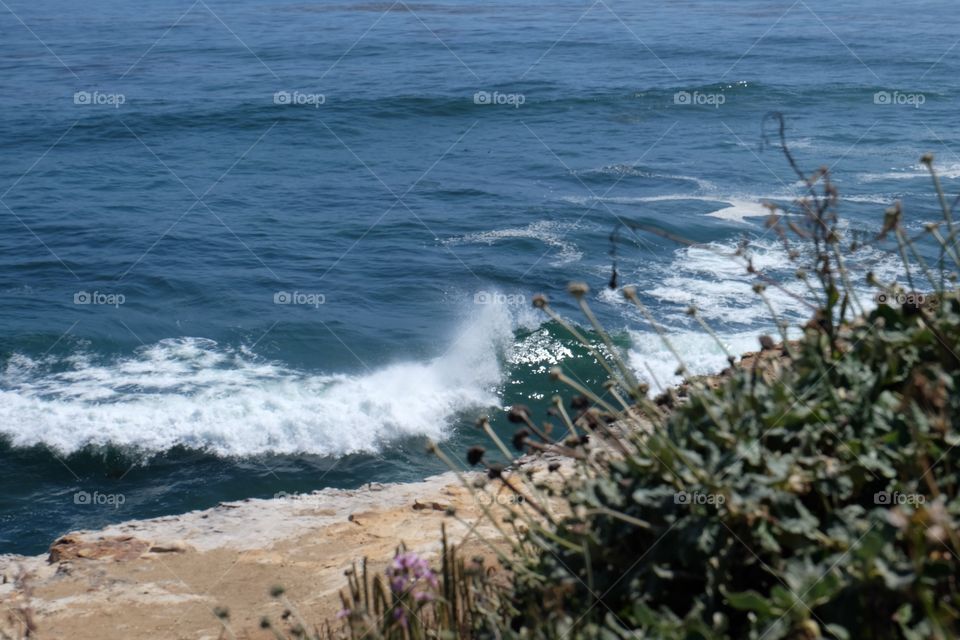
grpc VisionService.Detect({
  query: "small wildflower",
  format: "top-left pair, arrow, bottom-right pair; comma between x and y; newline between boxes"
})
386,550 -> 439,619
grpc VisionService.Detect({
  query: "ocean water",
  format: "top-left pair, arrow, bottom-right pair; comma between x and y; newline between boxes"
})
1,0 -> 956,554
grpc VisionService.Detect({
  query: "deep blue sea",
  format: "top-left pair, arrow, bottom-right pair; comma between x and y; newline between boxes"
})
1,0 -> 957,554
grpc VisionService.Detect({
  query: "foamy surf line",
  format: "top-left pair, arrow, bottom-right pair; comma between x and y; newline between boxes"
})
0,306 -> 515,457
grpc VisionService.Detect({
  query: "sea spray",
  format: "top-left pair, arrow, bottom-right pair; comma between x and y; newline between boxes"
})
0,302 -> 517,456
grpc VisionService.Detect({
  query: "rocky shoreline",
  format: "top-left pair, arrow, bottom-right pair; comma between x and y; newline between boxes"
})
1,471 -> 505,639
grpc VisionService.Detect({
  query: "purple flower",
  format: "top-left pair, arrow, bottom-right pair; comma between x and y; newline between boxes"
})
385,551 -> 438,607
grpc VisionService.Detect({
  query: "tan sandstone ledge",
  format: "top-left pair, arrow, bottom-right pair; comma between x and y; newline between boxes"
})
0,470 -> 514,640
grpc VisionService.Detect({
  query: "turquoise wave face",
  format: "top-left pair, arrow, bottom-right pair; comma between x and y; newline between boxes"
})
1,0 -> 955,553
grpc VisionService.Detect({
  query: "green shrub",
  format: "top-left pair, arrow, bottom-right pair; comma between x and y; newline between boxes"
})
475,148 -> 960,639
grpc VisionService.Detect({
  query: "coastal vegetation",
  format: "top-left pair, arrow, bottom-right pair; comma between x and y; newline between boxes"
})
259,141 -> 960,640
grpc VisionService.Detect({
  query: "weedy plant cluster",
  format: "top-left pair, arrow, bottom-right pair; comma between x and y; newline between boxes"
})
250,134 -> 959,640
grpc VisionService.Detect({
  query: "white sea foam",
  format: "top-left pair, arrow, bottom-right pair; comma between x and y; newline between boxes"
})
443,220 -> 582,265
618,236 -> 905,390
859,163 -> 960,183
0,304 -> 516,456
560,194 -> 791,223
627,329 -> 780,392
704,198 -> 772,223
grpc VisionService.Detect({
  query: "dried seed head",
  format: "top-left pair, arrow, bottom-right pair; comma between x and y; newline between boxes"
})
467,446 -> 486,466
507,404 -> 530,424
486,464 -> 504,479
532,294 -> 548,309
622,285 -> 638,299
547,462 -> 561,472
920,152 -> 934,166
549,367 -> 563,380
759,335 -> 776,351
512,429 -> 530,451
570,395 -> 590,410
567,282 -> 589,298
270,585 -> 285,598
582,407 -> 603,430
